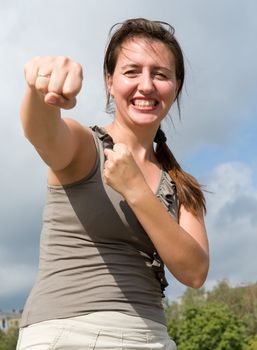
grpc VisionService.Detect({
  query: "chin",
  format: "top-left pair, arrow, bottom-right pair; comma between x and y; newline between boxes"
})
130,114 -> 163,127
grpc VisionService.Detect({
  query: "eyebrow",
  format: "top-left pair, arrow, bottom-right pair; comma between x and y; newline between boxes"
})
121,64 -> 174,73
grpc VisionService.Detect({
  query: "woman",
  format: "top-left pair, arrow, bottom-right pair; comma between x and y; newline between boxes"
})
17,18 -> 209,350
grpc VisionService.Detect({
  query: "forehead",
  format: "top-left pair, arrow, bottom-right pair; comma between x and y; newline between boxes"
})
116,37 -> 175,68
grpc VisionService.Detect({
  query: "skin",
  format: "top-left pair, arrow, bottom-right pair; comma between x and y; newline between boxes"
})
21,37 -> 209,288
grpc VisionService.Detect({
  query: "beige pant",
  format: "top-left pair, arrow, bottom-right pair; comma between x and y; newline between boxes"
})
17,311 -> 176,349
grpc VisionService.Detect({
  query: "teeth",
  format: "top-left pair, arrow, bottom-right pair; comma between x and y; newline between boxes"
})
133,99 -> 156,107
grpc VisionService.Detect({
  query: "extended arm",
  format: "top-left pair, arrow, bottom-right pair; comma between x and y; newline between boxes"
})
20,56 -> 95,178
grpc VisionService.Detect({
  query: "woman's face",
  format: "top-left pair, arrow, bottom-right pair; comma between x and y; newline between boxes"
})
107,37 -> 179,129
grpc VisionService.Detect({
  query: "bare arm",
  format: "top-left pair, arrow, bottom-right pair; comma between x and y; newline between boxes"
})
20,56 -> 92,172
103,144 -> 209,288
123,186 -> 209,288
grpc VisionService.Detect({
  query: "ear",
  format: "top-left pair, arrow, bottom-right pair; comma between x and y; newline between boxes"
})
106,74 -> 114,97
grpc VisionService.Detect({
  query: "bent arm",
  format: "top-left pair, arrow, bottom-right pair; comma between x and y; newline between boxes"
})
103,145 -> 209,288
124,184 -> 209,288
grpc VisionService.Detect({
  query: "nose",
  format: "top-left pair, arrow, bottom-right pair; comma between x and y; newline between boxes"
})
138,71 -> 155,94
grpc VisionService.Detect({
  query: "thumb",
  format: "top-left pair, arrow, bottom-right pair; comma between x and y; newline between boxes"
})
44,92 -> 77,110
103,148 -> 114,160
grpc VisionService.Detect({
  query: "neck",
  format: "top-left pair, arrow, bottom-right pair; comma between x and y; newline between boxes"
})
104,120 -> 158,162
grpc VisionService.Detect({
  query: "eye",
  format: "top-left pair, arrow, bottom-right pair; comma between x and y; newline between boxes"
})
123,70 -> 139,78
154,72 -> 168,80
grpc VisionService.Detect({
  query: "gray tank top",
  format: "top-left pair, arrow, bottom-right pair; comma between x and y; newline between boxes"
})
21,126 -> 179,327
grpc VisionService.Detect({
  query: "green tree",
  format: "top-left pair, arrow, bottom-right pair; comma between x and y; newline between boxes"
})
243,335 -> 257,350
207,281 -> 257,337
0,329 -> 7,350
177,303 -> 245,350
180,287 -> 206,310
4,327 -> 19,350
0,328 -> 19,350
165,298 -> 180,344
165,286 -> 207,344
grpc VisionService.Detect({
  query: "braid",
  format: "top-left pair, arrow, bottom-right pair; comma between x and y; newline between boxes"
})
154,128 -> 167,144
154,127 -> 206,216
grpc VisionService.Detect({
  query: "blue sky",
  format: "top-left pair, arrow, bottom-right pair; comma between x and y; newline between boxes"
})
185,116 -> 257,180
0,0 -> 257,311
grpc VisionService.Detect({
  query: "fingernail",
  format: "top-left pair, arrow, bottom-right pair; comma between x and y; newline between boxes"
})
47,96 -> 57,105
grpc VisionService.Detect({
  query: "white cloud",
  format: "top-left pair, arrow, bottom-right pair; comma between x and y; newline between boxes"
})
205,162 -> 257,285
166,161 -> 257,300
0,0 -> 257,308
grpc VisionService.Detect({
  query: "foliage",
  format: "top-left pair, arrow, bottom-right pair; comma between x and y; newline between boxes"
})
4,328 -> 19,350
0,328 -> 19,350
180,286 -> 207,310
177,304 -> 245,350
243,335 -> 257,350
165,280 -> 257,350
207,280 -> 257,336
166,303 -> 180,343
0,330 -> 7,350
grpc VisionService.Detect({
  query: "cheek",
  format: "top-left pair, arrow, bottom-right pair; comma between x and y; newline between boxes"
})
111,78 -> 136,99
168,81 -> 179,99
161,84 -> 177,103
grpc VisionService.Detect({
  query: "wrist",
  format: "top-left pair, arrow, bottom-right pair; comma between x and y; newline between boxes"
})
123,180 -> 151,206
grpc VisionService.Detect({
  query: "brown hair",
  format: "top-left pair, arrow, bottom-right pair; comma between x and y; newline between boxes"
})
104,18 -> 206,215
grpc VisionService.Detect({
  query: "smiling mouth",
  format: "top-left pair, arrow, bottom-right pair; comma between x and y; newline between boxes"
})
131,99 -> 159,108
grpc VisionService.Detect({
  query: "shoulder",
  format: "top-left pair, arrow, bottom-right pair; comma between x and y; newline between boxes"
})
62,117 -> 93,140
48,118 -> 97,186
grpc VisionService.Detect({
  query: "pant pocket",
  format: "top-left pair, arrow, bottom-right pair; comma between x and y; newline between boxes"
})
17,321 -> 66,350
53,325 -> 100,350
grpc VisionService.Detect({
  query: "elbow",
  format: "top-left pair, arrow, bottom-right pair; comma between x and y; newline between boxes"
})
189,276 -> 207,289
185,255 -> 209,289
191,263 -> 209,289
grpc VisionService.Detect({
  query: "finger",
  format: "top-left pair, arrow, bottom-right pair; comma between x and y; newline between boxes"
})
44,92 -> 77,110
24,57 -> 41,87
34,58 -> 54,92
35,74 -> 51,95
104,148 -> 115,160
112,143 -> 129,153
62,64 -> 83,99
47,68 -> 68,95
104,159 -> 112,169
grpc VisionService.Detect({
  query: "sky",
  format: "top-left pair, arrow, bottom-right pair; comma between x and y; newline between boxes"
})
0,0 -> 257,311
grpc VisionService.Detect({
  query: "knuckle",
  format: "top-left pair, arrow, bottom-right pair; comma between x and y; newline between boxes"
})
24,56 -> 39,67
43,55 -> 54,63
40,56 -> 55,67
72,62 -> 83,77
24,57 -> 39,75
56,56 -> 70,67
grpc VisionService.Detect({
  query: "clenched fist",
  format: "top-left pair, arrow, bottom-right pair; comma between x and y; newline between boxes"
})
103,144 -> 146,197
24,56 -> 83,109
